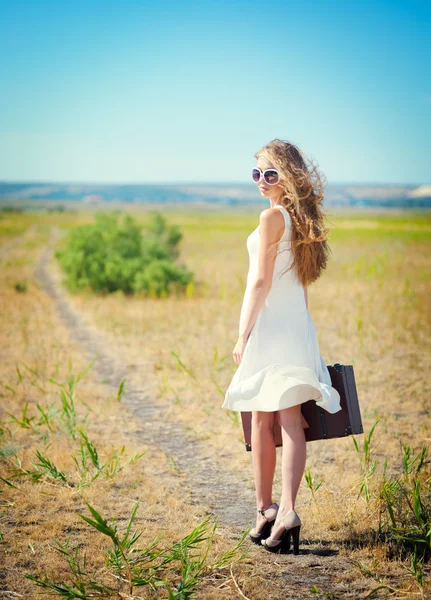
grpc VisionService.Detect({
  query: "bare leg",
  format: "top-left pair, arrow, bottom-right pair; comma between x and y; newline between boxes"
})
270,405 -> 306,540
251,410 -> 276,533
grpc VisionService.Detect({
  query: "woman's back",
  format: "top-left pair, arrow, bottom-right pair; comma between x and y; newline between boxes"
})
223,203 -> 341,415
245,205 -> 305,315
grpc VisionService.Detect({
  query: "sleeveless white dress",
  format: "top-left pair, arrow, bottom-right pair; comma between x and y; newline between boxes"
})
221,205 -> 341,420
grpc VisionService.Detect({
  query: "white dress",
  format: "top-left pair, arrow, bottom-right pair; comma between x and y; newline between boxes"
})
221,205 -> 341,420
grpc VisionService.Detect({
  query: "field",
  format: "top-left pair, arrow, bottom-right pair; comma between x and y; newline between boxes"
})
0,204 -> 430,599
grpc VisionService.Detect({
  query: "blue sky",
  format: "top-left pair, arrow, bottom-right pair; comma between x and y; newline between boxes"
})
0,0 -> 429,184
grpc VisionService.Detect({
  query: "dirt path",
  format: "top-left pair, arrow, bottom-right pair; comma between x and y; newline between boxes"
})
34,228 -> 257,529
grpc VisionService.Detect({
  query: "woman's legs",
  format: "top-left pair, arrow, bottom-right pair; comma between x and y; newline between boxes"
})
270,405 -> 306,539
251,410 -> 276,532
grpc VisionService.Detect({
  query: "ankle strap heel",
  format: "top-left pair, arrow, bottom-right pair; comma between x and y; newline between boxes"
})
257,502 -> 279,522
249,502 -> 279,545
261,509 -> 302,554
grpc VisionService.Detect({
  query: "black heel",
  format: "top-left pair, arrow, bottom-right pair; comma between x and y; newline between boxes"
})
248,502 -> 279,545
249,518 -> 274,545
261,510 -> 301,554
290,524 -> 301,555
278,529 -> 292,554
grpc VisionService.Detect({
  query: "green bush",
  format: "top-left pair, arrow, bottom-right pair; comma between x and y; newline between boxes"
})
14,281 -> 28,293
55,212 -> 194,297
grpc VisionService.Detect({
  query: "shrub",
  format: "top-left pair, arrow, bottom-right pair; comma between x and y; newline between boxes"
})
55,212 -> 194,297
14,281 -> 27,293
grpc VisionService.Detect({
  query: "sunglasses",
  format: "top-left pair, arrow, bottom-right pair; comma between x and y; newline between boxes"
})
252,167 -> 280,186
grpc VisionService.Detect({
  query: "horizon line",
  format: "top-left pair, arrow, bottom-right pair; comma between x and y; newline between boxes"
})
0,179 -> 428,187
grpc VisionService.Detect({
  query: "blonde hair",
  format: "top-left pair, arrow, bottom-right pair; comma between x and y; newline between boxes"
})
254,138 -> 332,287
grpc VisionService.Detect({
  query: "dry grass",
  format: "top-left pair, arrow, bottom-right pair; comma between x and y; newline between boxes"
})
0,223 -> 254,599
1,206 -> 430,598
63,209 -> 431,464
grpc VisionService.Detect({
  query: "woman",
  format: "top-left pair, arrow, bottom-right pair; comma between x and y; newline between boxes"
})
221,139 -> 341,554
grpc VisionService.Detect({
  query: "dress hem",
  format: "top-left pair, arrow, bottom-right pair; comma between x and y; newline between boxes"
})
221,363 -> 341,414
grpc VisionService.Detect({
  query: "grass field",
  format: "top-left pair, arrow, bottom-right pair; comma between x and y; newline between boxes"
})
0,205 -> 430,599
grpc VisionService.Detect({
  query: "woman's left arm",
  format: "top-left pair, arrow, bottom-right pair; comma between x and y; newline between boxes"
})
232,208 -> 283,365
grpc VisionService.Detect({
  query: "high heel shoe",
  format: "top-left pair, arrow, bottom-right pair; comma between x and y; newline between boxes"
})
260,509 -> 301,554
248,502 -> 279,545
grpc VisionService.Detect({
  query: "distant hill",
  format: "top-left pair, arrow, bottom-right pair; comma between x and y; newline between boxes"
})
0,181 -> 430,208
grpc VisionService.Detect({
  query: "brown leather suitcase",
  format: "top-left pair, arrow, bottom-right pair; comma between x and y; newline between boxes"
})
240,363 -> 362,451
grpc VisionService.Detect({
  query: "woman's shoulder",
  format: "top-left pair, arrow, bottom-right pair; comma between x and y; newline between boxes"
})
259,205 -> 288,224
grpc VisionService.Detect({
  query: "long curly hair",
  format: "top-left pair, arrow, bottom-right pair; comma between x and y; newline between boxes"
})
254,139 -> 332,287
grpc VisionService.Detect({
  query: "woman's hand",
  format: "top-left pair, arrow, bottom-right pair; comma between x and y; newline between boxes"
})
232,334 -> 249,365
